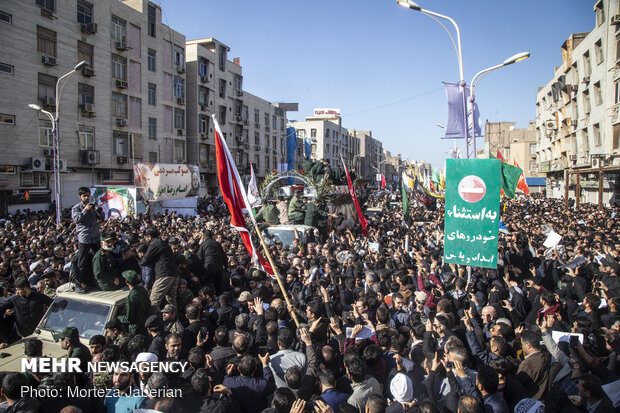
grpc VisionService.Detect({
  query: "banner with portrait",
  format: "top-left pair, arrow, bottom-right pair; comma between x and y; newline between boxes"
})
90,187 -> 137,220
134,163 -> 200,201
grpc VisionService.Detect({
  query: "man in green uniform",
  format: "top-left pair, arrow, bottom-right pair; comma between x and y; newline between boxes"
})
104,319 -> 131,350
301,156 -> 313,174
53,326 -> 91,372
118,270 -> 151,336
255,200 -> 280,225
92,232 -> 122,291
288,190 -> 305,224
41,271 -> 58,299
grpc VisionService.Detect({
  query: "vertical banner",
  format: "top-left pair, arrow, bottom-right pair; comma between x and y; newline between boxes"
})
90,187 -> 137,220
443,82 -> 481,140
443,159 -> 500,268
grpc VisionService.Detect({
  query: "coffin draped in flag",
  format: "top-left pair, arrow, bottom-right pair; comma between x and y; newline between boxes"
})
213,115 -> 273,275
341,156 -> 368,237
443,82 -> 481,140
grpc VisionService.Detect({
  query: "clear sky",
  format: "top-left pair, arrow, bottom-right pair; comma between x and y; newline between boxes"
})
158,0 -> 595,169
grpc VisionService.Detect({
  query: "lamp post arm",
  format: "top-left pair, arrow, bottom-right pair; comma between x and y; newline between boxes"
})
420,9 -> 464,81
39,109 -> 55,130
55,69 -> 78,121
470,63 -> 505,100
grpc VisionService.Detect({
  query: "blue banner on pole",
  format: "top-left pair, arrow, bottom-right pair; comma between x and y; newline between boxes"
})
286,127 -> 298,185
443,82 -> 481,140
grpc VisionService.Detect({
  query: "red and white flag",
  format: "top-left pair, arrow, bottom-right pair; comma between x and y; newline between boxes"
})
213,115 -> 273,275
341,156 -> 368,237
380,174 -> 386,189
513,159 -> 530,195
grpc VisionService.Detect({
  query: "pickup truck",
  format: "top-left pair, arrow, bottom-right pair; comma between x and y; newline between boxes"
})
0,289 -> 129,372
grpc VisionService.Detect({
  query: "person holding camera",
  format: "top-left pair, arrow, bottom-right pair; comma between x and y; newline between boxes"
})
71,186 -> 101,290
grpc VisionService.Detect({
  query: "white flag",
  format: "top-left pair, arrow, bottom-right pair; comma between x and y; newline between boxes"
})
247,163 -> 261,208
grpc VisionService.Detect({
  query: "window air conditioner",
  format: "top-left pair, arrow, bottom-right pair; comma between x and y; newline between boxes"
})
42,55 -> 57,66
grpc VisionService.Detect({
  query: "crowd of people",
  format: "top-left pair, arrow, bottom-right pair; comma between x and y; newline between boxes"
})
0,184 -> 617,413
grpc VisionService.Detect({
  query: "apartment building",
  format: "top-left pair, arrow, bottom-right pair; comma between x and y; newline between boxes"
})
383,150 -> 403,185
535,0 -> 620,204
0,0 -> 186,214
349,130 -> 383,182
292,109 -> 361,173
184,37 -> 293,193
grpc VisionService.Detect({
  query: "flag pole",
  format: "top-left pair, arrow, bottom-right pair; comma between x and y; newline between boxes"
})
253,225 -> 300,327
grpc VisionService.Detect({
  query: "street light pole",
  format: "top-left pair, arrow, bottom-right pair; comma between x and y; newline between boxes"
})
469,52 -> 530,159
49,61 -> 88,225
397,1 -> 471,157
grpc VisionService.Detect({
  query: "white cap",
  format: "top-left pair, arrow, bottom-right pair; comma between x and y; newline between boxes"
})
135,352 -> 158,363
390,373 -> 413,403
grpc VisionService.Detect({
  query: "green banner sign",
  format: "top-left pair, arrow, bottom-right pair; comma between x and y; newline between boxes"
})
444,159 -> 500,269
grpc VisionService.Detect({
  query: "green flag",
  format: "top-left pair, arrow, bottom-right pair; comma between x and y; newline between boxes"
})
490,153 -> 522,198
401,179 -> 409,219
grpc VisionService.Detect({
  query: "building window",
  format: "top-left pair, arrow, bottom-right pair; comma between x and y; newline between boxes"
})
254,132 -> 260,145
583,51 -> 591,77
147,49 -> 156,72
148,117 -> 156,140
242,105 -> 248,120
595,1 -> 604,26
218,45 -> 227,71
219,106 -> 226,124
0,11 -> 11,24
615,80 -> 620,104
77,41 -> 93,68
614,124 -> 620,150
78,83 -> 94,106
77,0 -> 93,24
147,83 -> 156,106
280,118 -> 285,131
593,123 -> 601,146
113,131 -> 129,155
254,109 -> 259,123
529,143 -> 536,155
264,113 -> 269,126
0,114 -> 14,125
199,57 -> 209,77
199,115 -> 208,134
234,101 -> 242,116
149,152 -> 157,163
111,92 -> 127,118
173,76 -> 184,98
111,15 -> 127,44
199,87 -> 208,105
234,74 -> 242,92
174,140 -> 185,162
218,79 -> 226,97
39,119 -> 53,146
0,63 -> 13,74
595,39 -> 604,65
111,54 -> 127,81
147,4 -> 156,37
174,108 -> 184,130
78,126 -> 94,149
325,129 -> 330,139
173,45 -> 184,67
200,145 -> 208,164
37,26 -> 56,57
594,82 -> 603,105
529,160 -> 536,172
272,115 -> 276,129
583,90 -> 591,114
20,172 -> 48,188
36,0 -> 55,12
616,35 -> 620,62
38,73 -> 56,104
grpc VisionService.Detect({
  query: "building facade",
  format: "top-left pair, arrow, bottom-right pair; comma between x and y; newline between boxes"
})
350,130 -> 384,182
0,0 -> 186,213
535,0 -> 620,204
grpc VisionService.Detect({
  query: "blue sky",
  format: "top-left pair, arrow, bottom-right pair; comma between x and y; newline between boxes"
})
158,0 -> 594,168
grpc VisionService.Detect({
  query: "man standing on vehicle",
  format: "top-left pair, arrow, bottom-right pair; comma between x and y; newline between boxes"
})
138,228 -> 180,312
71,187 -> 100,290
53,326 -> 91,372
288,190 -> 305,225
118,270 -> 151,336
92,232 -> 122,291
0,277 -> 53,338
196,230 -> 227,294
255,200 -> 280,226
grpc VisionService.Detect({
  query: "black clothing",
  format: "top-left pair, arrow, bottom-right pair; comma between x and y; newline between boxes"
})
139,238 -> 180,279
0,291 -> 53,337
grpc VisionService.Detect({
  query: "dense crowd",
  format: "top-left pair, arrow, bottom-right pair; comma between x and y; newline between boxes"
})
0,184 -> 617,413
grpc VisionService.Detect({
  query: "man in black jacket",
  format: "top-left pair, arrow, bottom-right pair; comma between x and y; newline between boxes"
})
0,277 -> 53,338
139,228 -> 180,312
196,230 -> 227,294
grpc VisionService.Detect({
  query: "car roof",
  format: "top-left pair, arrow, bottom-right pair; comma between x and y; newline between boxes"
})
57,289 -> 129,305
266,225 -> 317,231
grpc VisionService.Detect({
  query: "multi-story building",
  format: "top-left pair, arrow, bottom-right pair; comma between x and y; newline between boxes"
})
384,150 -> 403,185
292,109 -> 360,172
350,130 -> 383,182
0,0 -> 186,214
535,0 -> 620,204
485,121 -> 546,193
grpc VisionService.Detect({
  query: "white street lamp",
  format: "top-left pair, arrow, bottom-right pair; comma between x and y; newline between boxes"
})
469,52 -> 530,158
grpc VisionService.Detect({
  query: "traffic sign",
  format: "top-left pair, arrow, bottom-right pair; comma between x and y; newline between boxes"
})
444,159 -> 500,269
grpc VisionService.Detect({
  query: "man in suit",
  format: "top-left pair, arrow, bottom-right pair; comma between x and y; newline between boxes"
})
515,330 -> 550,400
568,374 -> 614,413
